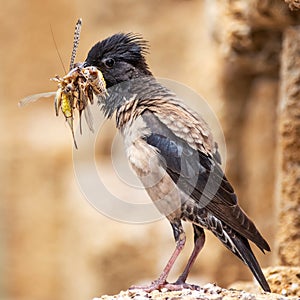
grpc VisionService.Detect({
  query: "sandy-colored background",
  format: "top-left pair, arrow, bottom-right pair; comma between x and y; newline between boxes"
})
1,1 -> 299,300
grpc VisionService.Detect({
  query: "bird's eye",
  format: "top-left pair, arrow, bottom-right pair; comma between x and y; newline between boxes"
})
104,58 -> 115,68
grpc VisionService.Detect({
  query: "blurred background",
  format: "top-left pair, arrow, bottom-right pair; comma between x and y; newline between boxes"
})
1,1 -> 299,300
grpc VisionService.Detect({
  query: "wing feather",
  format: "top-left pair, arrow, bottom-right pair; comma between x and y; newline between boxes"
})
142,110 -> 270,252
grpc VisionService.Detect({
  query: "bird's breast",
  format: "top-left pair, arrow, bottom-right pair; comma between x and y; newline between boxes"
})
120,116 -> 182,220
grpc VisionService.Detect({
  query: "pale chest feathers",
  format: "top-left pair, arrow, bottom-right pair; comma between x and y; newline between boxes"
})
120,116 -> 182,219
120,115 -> 163,184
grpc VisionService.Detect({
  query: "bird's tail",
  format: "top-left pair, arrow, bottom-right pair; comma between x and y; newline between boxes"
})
231,234 -> 271,292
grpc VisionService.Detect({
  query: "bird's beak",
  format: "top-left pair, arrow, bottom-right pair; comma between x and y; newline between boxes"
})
71,61 -> 86,69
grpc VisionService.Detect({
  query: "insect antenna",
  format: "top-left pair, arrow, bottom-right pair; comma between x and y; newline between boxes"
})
69,18 -> 82,71
50,24 -> 67,74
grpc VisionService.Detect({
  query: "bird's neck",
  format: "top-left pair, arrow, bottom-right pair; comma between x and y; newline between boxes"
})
101,76 -> 167,119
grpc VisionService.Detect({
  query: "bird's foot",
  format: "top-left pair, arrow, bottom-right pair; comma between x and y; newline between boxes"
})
163,281 -> 200,291
129,280 -> 168,292
129,280 -> 200,292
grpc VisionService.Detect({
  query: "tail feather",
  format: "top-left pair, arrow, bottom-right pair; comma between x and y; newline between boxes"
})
231,234 -> 271,292
202,214 -> 271,292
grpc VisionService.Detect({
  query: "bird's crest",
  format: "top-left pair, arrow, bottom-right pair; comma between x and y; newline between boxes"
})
86,33 -> 150,66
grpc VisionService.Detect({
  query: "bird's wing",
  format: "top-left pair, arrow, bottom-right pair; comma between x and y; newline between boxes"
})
141,107 -> 270,252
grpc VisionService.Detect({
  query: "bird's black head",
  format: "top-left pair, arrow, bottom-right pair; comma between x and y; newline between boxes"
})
84,33 -> 152,88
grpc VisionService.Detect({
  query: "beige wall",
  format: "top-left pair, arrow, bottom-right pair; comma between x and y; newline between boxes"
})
1,1 -> 289,299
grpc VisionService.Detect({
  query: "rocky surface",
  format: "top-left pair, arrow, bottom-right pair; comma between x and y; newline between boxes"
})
230,267 -> 300,297
284,0 -> 300,11
209,0 -> 300,76
95,266 -> 300,300
277,25 -> 300,267
264,267 -> 300,297
93,283 -> 299,300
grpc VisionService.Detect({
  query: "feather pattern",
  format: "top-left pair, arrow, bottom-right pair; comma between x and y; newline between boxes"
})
83,32 -> 271,292
116,88 -> 270,291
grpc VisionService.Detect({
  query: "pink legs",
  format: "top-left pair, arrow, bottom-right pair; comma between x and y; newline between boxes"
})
174,225 -> 205,288
130,223 -> 205,292
130,220 -> 186,292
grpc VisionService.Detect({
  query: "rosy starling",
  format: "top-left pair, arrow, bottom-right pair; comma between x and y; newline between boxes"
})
84,33 -> 271,292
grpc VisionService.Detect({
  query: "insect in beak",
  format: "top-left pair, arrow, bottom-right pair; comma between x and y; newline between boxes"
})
19,19 -> 107,149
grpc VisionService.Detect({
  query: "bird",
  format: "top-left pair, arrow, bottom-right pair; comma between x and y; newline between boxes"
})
84,33 -> 271,292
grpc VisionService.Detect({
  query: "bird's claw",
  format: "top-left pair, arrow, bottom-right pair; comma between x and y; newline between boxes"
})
129,280 -> 200,292
129,280 -> 168,292
164,282 -> 201,291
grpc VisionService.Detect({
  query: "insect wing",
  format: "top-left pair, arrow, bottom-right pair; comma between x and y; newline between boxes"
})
83,103 -> 94,133
65,116 -> 78,150
79,86 -> 94,133
19,92 -> 56,107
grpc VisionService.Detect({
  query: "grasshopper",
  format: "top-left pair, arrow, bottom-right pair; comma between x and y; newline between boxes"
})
19,19 -> 107,149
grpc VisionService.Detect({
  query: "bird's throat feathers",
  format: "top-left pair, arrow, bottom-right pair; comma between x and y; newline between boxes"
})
100,76 -> 174,120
